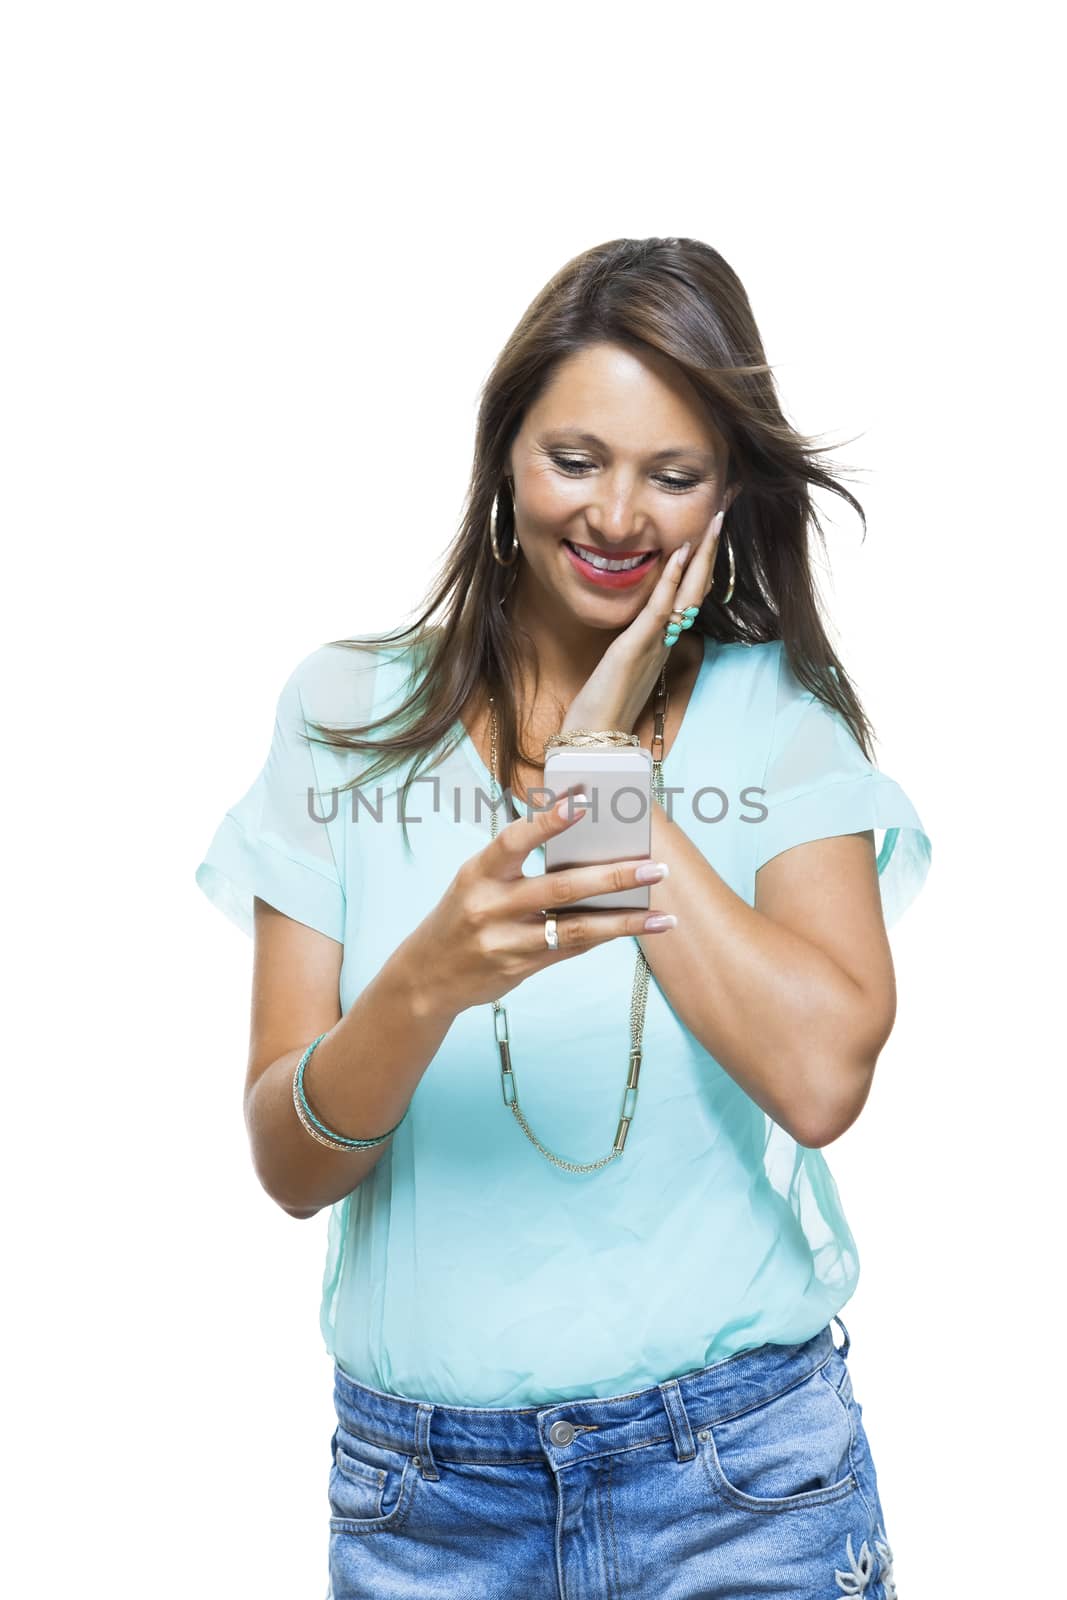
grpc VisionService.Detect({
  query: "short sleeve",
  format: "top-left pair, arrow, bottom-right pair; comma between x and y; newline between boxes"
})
752,645 -> 932,929
194,649 -> 347,942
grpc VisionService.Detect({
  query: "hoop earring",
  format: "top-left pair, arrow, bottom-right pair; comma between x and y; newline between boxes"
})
714,530 -> 735,605
489,481 -> 519,568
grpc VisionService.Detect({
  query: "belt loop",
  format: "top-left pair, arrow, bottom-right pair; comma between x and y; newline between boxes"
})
832,1315 -> 851,1359
658,1377 -> 696,1463
414,1403 -> 439,1480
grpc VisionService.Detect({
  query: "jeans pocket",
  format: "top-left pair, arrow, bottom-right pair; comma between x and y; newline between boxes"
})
328,1426 -> 419,1532
699,1354 -> 859,1513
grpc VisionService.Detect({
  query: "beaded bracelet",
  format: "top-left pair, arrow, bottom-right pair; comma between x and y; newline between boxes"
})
291,1032 -> 410,1152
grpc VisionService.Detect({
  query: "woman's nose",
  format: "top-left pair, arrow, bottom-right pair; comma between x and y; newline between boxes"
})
586,478 -> 648,541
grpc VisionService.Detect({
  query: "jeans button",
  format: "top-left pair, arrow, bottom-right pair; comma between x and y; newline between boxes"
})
549,1419 -> 576,1446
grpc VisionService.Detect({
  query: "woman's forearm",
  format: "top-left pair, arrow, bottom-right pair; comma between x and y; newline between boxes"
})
643,803 -> 872,1147
247,938 -> 458,1217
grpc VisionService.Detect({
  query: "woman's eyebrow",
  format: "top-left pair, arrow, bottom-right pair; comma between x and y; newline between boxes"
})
541,429 -> 715,463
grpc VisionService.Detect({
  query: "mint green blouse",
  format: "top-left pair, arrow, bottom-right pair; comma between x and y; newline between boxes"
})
195,634 -> 931,1407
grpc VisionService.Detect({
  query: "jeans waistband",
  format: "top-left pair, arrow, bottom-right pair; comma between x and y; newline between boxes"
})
332,1316 -> 851,1482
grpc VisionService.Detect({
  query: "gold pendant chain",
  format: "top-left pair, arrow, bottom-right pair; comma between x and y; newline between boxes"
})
487,666 -> 669,1173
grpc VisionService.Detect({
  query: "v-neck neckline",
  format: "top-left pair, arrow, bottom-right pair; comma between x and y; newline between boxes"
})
452,630 -> 716,808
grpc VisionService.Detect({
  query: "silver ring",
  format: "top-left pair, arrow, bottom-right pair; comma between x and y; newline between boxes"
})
543,911 -> 559,951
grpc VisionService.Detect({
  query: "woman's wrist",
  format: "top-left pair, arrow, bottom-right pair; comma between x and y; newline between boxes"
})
560,709 -> 636,737
387,931 -> 461,1028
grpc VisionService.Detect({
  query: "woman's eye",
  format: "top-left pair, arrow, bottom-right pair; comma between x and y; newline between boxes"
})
551,455 -> 699,492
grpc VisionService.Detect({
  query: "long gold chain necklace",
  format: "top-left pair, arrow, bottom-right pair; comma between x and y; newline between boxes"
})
486,664 -> 670,1173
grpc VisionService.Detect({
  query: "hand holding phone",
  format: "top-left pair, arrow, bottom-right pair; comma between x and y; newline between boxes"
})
542,746 -> 653,910
403,781 -> 675,1015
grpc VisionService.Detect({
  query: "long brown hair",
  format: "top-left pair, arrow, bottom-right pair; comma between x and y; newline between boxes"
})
306,236 -> 876,837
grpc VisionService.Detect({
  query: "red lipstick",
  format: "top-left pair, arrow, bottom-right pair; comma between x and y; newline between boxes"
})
562,539 -> 659,591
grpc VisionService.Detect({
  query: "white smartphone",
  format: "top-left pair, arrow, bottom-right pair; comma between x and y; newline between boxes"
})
542,746 -> 653,910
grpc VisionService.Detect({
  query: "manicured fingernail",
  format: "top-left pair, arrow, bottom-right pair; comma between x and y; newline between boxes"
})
676,542 -> 692,565
634,861 -> 669,883
556,792 -> 588,818
644,913 -> 677,931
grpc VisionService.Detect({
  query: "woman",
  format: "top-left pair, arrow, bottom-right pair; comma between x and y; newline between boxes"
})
196,237 -> 927,1599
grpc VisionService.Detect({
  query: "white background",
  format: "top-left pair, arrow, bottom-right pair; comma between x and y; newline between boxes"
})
3,3 -> 1061,1594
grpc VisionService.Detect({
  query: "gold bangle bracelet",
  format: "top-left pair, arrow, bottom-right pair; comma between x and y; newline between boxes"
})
291,1039 -> 407,1152
543,730 -> 640,755
291,1072 -> 403,1153
291,1079 -> 367,1153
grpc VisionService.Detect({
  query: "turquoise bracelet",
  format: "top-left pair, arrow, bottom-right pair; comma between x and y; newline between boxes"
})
293,1032 -> 410,1150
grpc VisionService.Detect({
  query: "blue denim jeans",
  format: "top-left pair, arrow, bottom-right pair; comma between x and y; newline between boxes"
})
324,1317 -> 896,1599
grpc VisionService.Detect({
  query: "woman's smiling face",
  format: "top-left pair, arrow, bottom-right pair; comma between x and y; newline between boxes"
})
506,340 -> 738,629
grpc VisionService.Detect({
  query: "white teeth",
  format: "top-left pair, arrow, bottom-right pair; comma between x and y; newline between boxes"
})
569,544 -> 651,572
